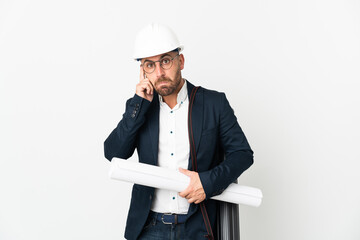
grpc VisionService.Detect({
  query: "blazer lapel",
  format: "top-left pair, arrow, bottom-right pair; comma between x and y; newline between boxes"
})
186,80 -> 204,218
186,80 -> 204,170
147,94 -> 160,166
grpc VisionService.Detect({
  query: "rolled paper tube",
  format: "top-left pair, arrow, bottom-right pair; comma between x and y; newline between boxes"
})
109,158 -> 262,207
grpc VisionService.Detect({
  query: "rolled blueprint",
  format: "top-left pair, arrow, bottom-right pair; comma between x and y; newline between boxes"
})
109,158 -> 262,207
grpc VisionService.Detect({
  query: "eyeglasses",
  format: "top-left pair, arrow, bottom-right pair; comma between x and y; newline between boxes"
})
141,54 -> 179,74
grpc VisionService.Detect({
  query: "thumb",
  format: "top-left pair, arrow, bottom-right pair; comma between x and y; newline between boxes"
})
179,168 -> 192,176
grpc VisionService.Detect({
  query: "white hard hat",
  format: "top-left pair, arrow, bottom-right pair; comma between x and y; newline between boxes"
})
133,23 -> 184,60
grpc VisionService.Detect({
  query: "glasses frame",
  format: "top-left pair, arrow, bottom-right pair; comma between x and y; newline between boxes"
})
141,53 -> 180,74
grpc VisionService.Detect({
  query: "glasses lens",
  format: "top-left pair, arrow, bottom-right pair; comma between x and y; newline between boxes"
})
160,57 -> 173,70
143,61 -> 155,73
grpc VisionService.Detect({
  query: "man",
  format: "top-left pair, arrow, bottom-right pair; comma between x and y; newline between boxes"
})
104,23 -> 253,240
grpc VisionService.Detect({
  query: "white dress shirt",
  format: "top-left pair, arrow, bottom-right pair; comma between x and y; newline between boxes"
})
150,80 -> 190,214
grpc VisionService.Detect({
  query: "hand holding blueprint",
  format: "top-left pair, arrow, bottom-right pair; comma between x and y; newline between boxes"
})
109,158 -> 262,207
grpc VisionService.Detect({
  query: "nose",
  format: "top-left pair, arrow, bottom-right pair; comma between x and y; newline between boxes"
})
154,62 -> 165,78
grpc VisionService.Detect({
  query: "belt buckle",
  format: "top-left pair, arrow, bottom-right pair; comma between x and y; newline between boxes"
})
161,213 -> 177,225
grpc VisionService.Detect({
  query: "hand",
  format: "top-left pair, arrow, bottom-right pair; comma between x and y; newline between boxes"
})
136,66 -> 154,102
179,168 -> 206,204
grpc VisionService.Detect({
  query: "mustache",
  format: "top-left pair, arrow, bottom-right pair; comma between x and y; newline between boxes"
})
155,78 -> 171,84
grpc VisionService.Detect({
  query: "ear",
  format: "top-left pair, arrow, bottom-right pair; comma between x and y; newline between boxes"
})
179,54 -> 185,70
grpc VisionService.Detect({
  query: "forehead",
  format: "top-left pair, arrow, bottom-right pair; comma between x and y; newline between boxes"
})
141,51 -> 174,63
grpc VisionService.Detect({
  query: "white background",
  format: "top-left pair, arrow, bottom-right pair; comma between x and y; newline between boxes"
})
1,0 -> 359,239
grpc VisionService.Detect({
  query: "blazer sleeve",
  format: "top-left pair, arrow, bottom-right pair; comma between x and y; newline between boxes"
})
198,93 -> 254,199
104,94 -> 151,161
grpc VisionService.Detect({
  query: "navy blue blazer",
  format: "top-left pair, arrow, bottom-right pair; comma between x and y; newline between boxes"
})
104,81 -> 253,240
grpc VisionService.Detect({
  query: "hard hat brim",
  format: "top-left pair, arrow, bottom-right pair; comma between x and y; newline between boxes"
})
133,45 -> 184,61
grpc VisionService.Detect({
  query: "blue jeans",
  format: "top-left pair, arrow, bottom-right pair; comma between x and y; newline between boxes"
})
138,215 -> 189,240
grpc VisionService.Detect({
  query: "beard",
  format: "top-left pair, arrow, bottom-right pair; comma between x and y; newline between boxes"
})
154,70 -> 182,97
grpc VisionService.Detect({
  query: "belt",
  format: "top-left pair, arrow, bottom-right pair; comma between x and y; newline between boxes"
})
149,211 -> 188,225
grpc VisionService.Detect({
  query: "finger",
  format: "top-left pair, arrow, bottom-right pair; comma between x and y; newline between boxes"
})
179,186 -> 193,198
138,81 -> 149,91
139,65 -> 145,82
144,82 -> 153,95
141,79 -> 153,94
188,197 -> 198,204
136,82 -> 146,93
147,79 -> 154,95
192,193 -> 205,204
179,168 -> 192,177
179,189 -> 189,198
148,82 -> 153,95
148,79 -> 155,92
146,85 -> 152,96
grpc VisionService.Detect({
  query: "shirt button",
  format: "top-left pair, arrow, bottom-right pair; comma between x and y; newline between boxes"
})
170,110 -> 173,113
170,131 -> 173,134
172,197 -> 175,200
171,153 -> 174,156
